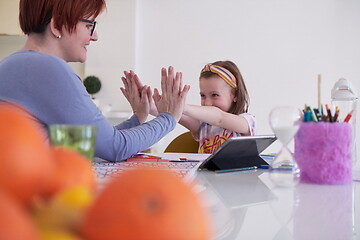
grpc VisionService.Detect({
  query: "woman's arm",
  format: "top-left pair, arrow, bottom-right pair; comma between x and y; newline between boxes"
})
183,104 -> 251,135
4,53 -> 181,162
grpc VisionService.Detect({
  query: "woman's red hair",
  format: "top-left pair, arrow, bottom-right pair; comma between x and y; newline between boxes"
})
19,0 -> 106,34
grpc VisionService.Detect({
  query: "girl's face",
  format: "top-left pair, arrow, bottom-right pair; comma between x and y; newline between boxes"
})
199,75 -> 237,112
59,18 -> 98,63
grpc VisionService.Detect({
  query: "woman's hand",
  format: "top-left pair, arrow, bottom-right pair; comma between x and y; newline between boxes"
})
120,70 -> 151,124
153,66 -> 190,122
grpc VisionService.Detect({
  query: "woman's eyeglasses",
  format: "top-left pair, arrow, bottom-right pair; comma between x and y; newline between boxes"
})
80,19 -> 97,36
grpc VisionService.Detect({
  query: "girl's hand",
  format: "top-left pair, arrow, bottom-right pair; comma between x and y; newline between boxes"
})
153,66 -> 190,122
120,70 -> 152,124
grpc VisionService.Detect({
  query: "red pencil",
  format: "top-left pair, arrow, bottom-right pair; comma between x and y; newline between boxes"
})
126,157 -> 170,162
344,110 -> 354,123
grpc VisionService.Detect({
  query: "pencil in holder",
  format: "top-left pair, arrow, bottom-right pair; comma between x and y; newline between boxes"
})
294,122 -> 352,184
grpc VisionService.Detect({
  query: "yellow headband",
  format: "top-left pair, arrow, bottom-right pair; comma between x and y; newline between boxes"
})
201,64 -> 237,88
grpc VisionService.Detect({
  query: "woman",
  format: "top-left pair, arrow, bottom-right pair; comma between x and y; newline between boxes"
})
0,0 -> 189,161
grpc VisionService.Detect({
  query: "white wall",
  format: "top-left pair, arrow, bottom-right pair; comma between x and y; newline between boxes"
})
88,0 -> 360,156
85,0 -> 137,108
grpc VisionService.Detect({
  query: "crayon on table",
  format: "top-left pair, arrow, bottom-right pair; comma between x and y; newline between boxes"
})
131,153 -> 162,159
171,160 -> 200,163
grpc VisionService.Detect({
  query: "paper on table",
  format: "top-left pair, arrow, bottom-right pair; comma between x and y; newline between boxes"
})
156,153 -> 210,161
126,153 -> 209,162
93,153 -> 208,188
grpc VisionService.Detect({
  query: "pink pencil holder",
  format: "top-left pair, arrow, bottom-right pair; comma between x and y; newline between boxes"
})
294,122 -> 352,184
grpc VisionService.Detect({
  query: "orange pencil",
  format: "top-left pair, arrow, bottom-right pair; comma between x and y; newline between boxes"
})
325,104 -> 333,122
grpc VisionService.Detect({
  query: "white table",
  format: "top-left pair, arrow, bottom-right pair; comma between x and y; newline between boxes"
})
94,153 -> 360,240
196,169 -> 360,240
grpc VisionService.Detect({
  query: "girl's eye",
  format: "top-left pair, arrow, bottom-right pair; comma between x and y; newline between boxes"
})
200,94 -> 205,98
86,24 -> 93,29
211,93 -> 219,97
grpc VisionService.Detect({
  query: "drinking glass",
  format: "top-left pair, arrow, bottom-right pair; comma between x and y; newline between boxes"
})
48,125 -> 96,161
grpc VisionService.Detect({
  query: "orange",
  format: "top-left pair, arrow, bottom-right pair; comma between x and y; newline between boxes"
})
81,167 -> 211,240
0,190 -> 40,240
33,186 -> 95,233
46,147 -> 96,196
0,102 -> 54,205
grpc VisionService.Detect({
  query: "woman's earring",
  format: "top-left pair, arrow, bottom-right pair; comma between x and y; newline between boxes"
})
57,35 -> 62,39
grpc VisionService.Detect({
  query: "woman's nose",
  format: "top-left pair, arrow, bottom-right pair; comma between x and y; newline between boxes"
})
91,31 -> 98,41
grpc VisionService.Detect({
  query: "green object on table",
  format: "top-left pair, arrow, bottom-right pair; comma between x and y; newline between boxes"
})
48,125 -> 96,161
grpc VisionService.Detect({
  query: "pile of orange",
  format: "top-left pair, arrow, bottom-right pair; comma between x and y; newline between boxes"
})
0,102 -> 211,240
0,103 -> 96,239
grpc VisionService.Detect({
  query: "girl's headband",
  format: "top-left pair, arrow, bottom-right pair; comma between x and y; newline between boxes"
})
201,64 -> 237,88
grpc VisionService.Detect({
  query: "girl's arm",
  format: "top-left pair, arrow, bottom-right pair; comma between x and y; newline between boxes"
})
183,104 -> 251,136
178,114 -> 201,139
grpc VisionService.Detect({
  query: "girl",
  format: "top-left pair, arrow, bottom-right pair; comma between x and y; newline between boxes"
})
179,60 -> 256,153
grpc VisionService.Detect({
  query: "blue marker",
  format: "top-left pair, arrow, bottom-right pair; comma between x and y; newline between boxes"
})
170,160 -> 200,163
215,166 -> 257,173
304,111 -> 312,122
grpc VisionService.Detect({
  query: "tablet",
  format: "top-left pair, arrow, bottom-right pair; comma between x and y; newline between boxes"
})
198,135 -> 277,171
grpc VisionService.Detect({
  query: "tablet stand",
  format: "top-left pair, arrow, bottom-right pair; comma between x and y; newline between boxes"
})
202,155 -> 269,171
